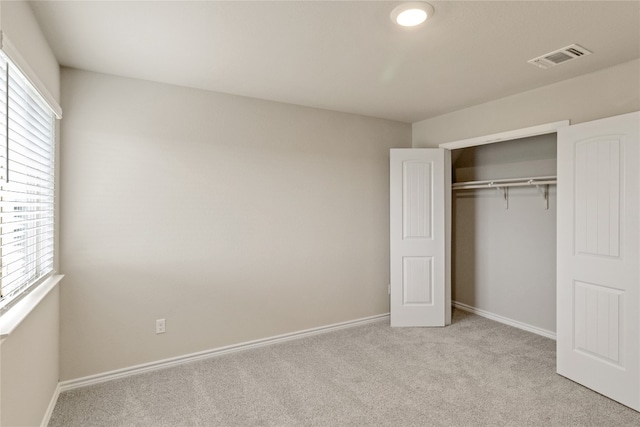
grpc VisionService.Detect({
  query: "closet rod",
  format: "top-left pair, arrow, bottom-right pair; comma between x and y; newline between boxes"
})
452,180 -> 556,190
452,176 -> 557,191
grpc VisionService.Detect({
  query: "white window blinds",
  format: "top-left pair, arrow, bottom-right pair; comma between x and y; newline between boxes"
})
0,51 -> 56,309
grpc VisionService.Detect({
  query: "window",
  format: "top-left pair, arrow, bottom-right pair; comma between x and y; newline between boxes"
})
0,51 -> 56,310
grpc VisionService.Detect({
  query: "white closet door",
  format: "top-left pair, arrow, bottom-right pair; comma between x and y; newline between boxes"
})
390,149 -> 451,327
557,111 -> 640,411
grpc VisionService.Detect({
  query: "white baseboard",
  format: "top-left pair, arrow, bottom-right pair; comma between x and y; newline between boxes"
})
55,306 -> 552,396
453,301 -> 556,340
41,382 -> 61,427
59,313 -> 390,392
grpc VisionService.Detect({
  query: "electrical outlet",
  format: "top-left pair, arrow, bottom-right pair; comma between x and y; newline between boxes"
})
156,318 -> 166,334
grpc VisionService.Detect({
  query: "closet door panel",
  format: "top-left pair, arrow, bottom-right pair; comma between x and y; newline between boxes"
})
390,149 -> 450,327
557,111 -> 639,411
403,256 -> 433,305
574,137 -> 621,257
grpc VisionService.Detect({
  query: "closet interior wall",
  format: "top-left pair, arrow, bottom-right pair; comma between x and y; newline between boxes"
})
451,134 -> 557,334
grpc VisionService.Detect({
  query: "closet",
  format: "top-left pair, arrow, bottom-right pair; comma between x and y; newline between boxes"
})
390,121 -> 567,330
449,133 -> 557,337
389,112 -> 640,411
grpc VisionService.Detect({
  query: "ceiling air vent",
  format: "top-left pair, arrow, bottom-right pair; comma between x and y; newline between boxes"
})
528,44 -> 592,69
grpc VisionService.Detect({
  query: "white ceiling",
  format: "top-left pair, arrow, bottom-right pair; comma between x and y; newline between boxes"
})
30,1 -> 640,123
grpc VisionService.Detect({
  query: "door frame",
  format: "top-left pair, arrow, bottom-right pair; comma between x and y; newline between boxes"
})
438,119 -> 569,335
438,121 -> 570,151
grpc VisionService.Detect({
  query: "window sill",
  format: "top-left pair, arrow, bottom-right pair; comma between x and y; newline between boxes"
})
0,274 -> 64,341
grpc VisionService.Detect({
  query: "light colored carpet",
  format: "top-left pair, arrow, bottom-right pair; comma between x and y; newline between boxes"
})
49,310 -> 640,426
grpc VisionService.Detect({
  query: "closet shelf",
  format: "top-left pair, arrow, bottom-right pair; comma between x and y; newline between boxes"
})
451,176 -> 556,210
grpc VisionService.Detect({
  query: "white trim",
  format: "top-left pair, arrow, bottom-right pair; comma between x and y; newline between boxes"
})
59,313 -> 390,392
40,383 -> 61,427
452,301 -> 556,340
0,275 -> 64,340
0,32 -> 62,119
439,120 -> 569,150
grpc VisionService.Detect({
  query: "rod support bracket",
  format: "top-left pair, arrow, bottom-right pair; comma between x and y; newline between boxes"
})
493,185 -> 508,209
534,183 -> 549,210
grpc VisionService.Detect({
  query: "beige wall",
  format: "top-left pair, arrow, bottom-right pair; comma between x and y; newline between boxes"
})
413,59 -> 640,147
0,1 -> 61,426
0,288 -> 60,427
59,68 -> 411,380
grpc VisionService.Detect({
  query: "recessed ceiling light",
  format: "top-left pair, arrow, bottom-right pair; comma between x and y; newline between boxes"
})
390,2 -> 435,27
